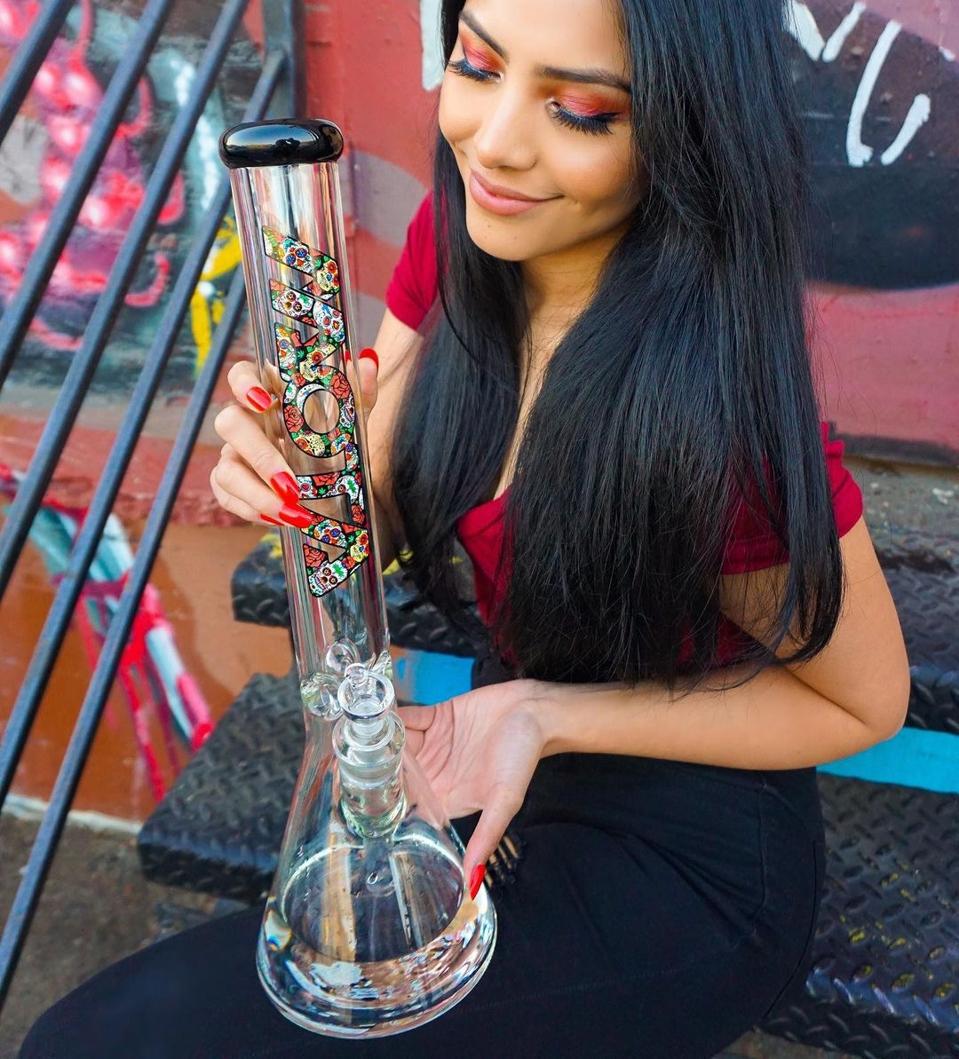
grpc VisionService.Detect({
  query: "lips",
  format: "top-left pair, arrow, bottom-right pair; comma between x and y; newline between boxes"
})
471,170 -> 549,202
468,170 -> 556,216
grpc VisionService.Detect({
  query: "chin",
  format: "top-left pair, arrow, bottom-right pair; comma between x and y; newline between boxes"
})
463,209 -> 536,262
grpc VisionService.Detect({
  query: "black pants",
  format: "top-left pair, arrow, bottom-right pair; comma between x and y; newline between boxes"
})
20,648 -> 826,1058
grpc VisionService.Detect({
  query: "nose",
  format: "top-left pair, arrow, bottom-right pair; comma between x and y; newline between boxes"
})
471,83 -> 536,173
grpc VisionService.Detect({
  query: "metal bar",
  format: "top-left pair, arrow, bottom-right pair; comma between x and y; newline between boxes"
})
0,51 -> 288,811
0,251 -> 250,1013
0,0 -> 176,389
263,0 -> 304,116
0,0 -> 74,145
0,0 -> 250,600
288,0 -> 306,116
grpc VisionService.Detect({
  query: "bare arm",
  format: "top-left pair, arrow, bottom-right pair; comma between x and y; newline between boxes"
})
361,307 -> 423,570
523,516 -> 911,768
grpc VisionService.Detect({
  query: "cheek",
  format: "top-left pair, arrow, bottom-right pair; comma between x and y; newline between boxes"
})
438,77 -> 475,147
558,140 -> 640,213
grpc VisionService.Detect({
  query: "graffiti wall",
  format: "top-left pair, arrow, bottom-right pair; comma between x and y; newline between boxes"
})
3,0 -> 953,497
0,0 -> 284,821
788,0 -> 958,463
303,0 -> 957,465
0,0 -> 264,398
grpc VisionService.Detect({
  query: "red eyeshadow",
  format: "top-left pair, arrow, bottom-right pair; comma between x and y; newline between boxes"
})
558,93 -> 623,117
463,41 -> 497,71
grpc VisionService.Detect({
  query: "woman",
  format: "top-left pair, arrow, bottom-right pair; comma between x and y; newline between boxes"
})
21,0 -> 909,1055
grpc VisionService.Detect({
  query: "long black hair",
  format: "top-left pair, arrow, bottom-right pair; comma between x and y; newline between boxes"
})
391,0 -> 845,692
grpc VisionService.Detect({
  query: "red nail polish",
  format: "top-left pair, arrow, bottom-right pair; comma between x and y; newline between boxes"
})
468,864 -> 486,900
259,513 -> 283,526
246,385 -> 273,411
279,503 -> 315,529
342,348 -> 351,364
270,471 -> 300,504
358,347 -> 379,371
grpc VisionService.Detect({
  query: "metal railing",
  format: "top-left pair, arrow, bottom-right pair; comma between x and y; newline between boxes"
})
0,0 -> 301,1008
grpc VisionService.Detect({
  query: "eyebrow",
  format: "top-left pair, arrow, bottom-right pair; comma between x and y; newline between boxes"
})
458,10 -> 632,96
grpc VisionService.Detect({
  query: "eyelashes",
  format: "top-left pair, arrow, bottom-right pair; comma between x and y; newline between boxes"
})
549,103 -> 617,138
445,57 -> 618,138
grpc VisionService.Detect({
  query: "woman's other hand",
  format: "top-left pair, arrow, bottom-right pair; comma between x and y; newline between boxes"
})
209,349 -> 379,526
396,679 -> 549,900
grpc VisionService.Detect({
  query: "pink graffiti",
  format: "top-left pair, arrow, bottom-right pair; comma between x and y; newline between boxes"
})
0,0 -> 185,349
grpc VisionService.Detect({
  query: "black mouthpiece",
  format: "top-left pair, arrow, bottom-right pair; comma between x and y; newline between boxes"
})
218,118 -> 344,169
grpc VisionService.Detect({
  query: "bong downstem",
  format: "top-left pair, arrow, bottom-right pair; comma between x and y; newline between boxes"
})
334,665 -> 407,838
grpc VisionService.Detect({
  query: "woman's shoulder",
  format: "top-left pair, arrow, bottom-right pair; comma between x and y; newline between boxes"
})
384,189 -> 439,333
721,421 -> 864,574
819,419 -> 863,535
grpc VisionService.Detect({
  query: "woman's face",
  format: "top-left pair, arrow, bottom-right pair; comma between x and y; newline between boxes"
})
438,0 -> 645,265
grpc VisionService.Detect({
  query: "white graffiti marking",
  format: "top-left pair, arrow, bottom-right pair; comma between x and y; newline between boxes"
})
0,114 -> 48,205
785,3 -> 932,167
786,1 -> 865,62
877,93 -> 931,165
420,0 -> 445,91
823,2 -> 867,61
847,20 -> 931,166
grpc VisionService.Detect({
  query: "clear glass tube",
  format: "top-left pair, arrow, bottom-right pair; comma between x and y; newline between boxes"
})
226,130 -> 389,713
219,118 -> 496,1038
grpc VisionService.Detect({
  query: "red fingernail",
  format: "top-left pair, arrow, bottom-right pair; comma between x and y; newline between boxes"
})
468,864 -> 486,900
358,347 -> 379,370
342,348 -> 351,364
270,471 -> 300,504
259,513 -> 283,526
246,386 -> 273,411
279,503 -> 315,529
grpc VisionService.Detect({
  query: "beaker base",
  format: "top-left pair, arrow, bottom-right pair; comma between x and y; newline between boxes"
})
256,927 -> 496,1038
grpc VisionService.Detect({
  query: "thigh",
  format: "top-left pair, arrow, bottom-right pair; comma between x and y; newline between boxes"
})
428,760 -> 813,1059
469,641 -> 826,1025
20,756 -> 821,1059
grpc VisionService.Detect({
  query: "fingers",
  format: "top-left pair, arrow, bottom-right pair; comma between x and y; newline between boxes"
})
213,351 -> 378,523
211,401 -> 315,525
228,351 -> 378,419
227,359 -> 282,413
395,705 -> 436,731
209,456 -> 265,524
402,729 -> 425,758
355,348 -> 379,418
462,783 -> 523,899
212,402 -> 301,502
397,705 -> 436,759
210,443 -> 308,526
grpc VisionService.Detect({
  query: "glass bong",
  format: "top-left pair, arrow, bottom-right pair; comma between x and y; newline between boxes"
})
219,118 -> 497,1038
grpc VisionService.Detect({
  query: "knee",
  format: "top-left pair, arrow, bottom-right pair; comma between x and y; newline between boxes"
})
17,963 -> 154,1059
19,1004 -> 70,1059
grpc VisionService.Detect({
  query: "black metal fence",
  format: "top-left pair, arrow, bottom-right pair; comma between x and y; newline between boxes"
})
0,0 -> 300,1008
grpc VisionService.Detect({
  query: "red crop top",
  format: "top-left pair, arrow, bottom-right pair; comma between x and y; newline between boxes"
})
385,190 -> 864,664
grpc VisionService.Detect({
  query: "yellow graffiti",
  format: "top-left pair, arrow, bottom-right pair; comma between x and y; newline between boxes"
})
265,529 -> 282,558
383,549 -> 462,577
190,216 -> 243,373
